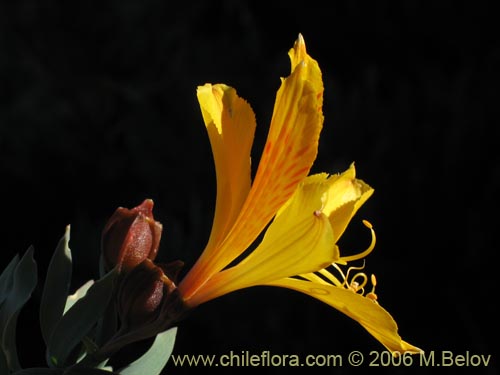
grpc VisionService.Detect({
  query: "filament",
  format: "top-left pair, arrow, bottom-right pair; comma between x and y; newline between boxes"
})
318,268 -> 343,287
339,220 -> 376,263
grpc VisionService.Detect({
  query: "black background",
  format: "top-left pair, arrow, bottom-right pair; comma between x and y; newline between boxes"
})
1,1 -> 497,374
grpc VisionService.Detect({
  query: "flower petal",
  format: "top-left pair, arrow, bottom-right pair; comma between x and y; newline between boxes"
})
237,34 -> 324,229
220,35 -> 324,261
265,277 -> 422,354
186,175 -> 336,305
180,36 -> 324,300
323,164 -> 373,242
178,84 -> 256,299
196,84 -> 256,252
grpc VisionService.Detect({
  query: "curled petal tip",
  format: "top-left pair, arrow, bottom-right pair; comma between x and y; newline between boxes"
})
294,33 -> 306,55
290,34 -> 312,71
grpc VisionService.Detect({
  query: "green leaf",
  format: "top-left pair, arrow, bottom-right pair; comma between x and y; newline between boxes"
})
64,281 -> 94,315
47,269 -> 117,368
0,247 -> 38,372
0,254 -> 20,305
119,327 -> 177,375
94,258 -> 118,350
93,293 -> 117,348
40,226 -> 73,346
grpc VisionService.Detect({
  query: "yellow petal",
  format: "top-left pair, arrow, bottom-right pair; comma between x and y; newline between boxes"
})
323,164 -> 373,242
196,84 -> 256,252
265,277 -> 422,354
212,35 -> 324,270
247,34 -> 324,214
178,84 -> 255,298
179,36 -> 324,300
186,176 -> 335,306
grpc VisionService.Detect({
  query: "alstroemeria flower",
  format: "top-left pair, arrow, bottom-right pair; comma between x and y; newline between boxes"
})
177,35 -> 420,354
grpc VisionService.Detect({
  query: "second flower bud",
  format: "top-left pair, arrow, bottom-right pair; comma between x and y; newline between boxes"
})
101,199 -> 162,272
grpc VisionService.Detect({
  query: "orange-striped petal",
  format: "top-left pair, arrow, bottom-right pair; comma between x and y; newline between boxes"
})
179,35 -> 324,300
265,277 -> 422,354
177,84 -> 255,299
196,84 -> 256,252
187,175 -> 335,306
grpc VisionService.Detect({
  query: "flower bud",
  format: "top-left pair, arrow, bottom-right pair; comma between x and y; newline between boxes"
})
101,199 -> 162,272
95,258 -> 186,360
117,259 -> 170,329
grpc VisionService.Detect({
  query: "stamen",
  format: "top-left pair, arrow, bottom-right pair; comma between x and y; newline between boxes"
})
349,281 -> 359,292
365,274 -> 378,302
339,220 -> 376,263
318,268 -> 343,287
349,272 -> 368,293
330,262 -> 347,280
342,261 -> 365,288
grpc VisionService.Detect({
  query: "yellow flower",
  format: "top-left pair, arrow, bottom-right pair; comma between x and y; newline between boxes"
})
177,35 -> 420,354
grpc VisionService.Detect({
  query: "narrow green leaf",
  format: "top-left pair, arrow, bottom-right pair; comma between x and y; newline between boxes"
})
47,269 -> 117,368
64,281 -> 94,315
40,226 -> 73,346
94,292 -> 117,348
0,247 -> 38,372
0,254 -> 20,305
119,327 -> 177,375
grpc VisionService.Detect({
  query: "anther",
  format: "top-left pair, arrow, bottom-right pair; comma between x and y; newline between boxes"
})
366,274 -> 378,302
349,281 -> 360,292
350,272 -> 368,293
343,261 -> 365,288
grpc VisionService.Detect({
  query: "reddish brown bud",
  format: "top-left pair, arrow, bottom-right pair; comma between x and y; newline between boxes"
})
117,259 -> 170,329
95,259 -> 186,360
101,199 -> 162,272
